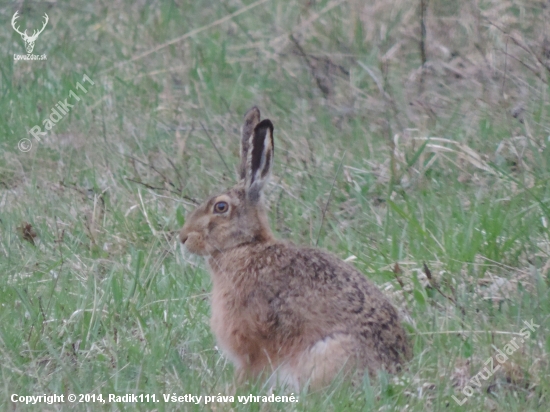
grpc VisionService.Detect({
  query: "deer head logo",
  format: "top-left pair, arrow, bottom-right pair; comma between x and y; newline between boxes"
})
12,11 -> 49,54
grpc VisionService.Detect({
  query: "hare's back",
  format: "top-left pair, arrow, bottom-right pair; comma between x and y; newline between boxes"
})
254,243 -> 401,329
252,243 -> 410,364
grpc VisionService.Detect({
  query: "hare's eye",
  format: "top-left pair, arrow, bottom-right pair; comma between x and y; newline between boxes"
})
213,201 -> 229,214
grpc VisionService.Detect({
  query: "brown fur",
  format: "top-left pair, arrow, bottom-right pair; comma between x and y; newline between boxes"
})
180,107 -> 411,389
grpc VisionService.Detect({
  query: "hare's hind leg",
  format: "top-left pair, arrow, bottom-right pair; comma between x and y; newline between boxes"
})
290,333 -> 364,390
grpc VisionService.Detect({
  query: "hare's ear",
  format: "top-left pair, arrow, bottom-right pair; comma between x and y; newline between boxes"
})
246,119 -> 274,202
239,106 -> 261,180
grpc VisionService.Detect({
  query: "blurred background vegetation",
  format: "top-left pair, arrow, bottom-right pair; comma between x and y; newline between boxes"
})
0,0 -> 549,410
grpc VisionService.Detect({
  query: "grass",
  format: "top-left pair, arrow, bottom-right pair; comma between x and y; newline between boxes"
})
1,0 -> 549,410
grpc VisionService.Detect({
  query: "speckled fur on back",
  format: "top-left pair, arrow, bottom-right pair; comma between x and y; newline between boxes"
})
180,107 -> 411,389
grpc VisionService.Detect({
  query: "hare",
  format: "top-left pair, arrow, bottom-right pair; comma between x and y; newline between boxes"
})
180,107 -> 411,389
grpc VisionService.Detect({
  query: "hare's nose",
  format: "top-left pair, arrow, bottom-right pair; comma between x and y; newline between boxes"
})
179,232 -> 188,244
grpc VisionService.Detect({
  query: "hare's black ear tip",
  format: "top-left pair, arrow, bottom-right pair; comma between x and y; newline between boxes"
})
255,119 -> 274,133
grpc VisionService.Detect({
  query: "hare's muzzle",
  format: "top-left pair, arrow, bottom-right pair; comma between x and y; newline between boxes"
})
179,229 -> 208,256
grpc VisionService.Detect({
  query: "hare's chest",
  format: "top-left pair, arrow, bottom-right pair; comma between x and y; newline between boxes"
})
210,280 -> 261,368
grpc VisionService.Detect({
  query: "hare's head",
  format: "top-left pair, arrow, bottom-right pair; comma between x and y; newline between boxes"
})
180,107 -> 275,256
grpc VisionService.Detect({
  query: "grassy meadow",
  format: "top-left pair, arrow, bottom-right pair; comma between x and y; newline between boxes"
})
1,0 -> 550,410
